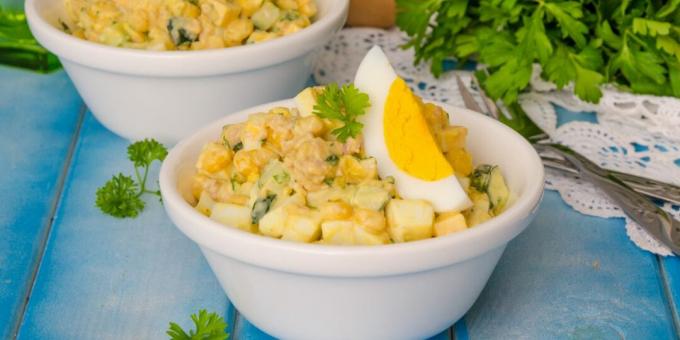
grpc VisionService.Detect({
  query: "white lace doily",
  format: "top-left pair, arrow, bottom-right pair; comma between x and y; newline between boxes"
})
313,27 -> 680,256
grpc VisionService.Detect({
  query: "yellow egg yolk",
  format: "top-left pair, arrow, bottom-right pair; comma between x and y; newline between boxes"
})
384,78 -> 454,181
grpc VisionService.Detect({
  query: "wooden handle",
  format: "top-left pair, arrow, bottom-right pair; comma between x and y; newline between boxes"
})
347,0 -> 396,28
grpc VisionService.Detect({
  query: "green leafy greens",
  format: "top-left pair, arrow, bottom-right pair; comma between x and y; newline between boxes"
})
396,0 -> 680,104
312,83 -> 371,142
167,309 -> 229,340
95,139 -> 167,218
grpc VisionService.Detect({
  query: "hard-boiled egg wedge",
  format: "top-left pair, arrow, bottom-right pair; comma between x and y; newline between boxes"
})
354,46 -> 472,212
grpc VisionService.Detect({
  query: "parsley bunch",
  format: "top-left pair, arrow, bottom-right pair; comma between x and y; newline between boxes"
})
397,0 -> 680,105
312,83 -> 371,142
167,309 -> 229,340
95,139 -> 167,218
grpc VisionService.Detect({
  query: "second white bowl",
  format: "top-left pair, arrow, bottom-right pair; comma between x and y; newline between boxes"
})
26,0 -> 348,144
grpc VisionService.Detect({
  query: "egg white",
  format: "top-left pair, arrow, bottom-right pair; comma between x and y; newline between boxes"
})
354,46 -> 471,212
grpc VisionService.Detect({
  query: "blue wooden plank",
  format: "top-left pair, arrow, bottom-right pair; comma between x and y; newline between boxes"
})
463,190 -> 676,339
660,256 -> 680,335
453,319 -> 469,340
233,313 -> 452,339
0,67 -> 82,339
18,114 -> 232,339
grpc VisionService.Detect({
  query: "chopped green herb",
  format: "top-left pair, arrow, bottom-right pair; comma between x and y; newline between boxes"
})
312,83 -> 370,142
232,142 -> 243,152
95,139 -> 167,218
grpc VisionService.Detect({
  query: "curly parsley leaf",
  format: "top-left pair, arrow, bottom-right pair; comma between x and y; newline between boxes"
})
95,174 -> 145,218
95,139 -> 167,218
397,0 -> 680,104
312,83 -> 370,142
167,309 -> 229,340
128,138 -> 168,168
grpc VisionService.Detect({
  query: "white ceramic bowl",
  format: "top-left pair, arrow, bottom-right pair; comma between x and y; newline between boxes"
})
159,99 -> 544,340
25,0 -> 348,145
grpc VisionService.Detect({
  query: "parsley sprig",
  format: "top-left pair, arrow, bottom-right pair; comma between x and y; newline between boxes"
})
397,0 -> 680,105
95,139 -> 167,218
312,83 -> 370,142
167,309 -> 229,340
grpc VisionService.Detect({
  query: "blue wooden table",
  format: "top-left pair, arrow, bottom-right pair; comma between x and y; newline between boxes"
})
1,65 -> 679,340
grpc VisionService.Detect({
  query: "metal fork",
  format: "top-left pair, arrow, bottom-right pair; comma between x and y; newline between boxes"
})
455,74 -> 680,255
458,75 -> 680,205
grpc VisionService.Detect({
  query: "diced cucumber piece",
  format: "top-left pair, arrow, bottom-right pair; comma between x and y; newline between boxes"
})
252,2 -> 281,30
470,164 -> 509,214
167,17 -> 199,46
251,194 -> 276,224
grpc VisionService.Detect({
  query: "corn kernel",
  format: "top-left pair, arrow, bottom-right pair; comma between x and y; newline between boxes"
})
196,142 -> 233,173
297,0 -> 317,17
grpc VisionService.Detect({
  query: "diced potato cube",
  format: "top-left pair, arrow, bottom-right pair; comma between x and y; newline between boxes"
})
246,30 -> 281,44
307,186 -> 354,208
445,148 -> 473,176
353,225 -> 390,245
439,126 -> 467,153
319,201 -> 353,220
351,185 -> 389,211
434,211 -> 467,237
359,157 -> 378,180
352,208 -> 387,234
386,199 -> 434,243
195,190 -> 216,216
321,220 -> 390,246
281,208 -> 322,242
464,190 -> 492,227
423,102 -> 449,131
259,193 -> 305,237
210,202 -> 255,232
294,87 -> 322,117
200,0 -> 241,27
196,142 -> 233,173
192,174 -> 210,200
259,205 -> 287,238
321,220 -> 355,245
339,156 -> 376,184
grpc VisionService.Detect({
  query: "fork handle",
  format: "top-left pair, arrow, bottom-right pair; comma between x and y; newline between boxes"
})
540,156 -> 680,205
536,143 -> 680,255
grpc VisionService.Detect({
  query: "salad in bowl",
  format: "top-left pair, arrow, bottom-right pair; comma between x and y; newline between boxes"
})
189,46 -> 511,245
159,46 -> 544,340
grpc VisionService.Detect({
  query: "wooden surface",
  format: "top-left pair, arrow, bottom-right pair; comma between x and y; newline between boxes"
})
1,66 -> 679,339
